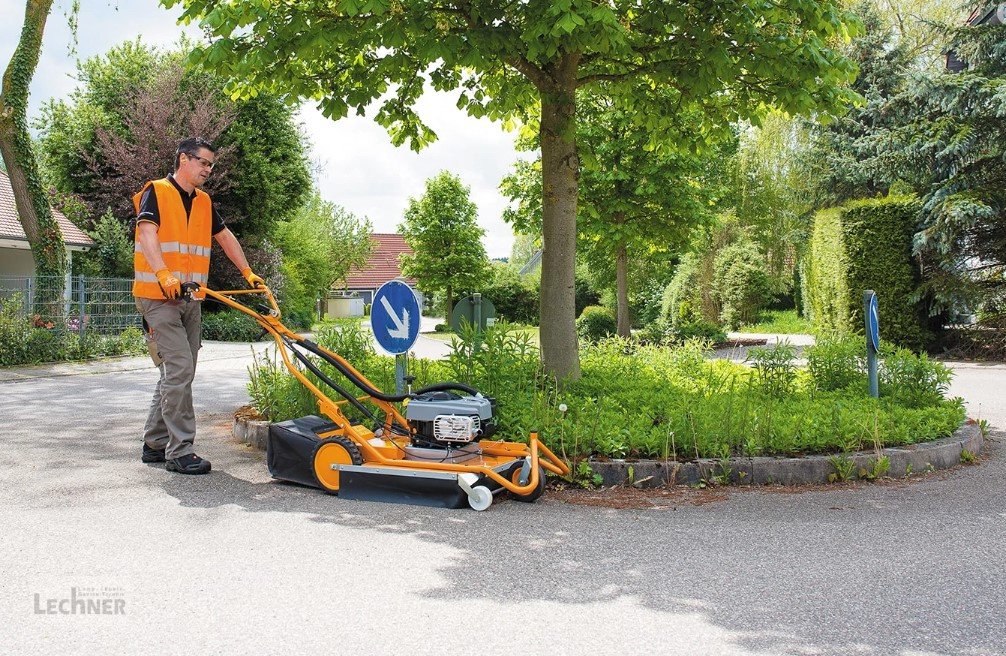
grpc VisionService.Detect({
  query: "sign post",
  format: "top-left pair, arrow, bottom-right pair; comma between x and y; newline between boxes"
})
864,290 -> 880,398
371,281 -> 422,394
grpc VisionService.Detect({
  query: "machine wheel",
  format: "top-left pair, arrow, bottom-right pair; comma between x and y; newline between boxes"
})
467,485 -> 493,511
312,436 -> 363,493
511,463 -> 547,503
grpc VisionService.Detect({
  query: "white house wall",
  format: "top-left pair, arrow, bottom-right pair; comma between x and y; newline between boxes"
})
0,246 -> 35,277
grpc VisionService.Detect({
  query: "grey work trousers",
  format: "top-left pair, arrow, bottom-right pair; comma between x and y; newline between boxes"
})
137,298 -> 202,459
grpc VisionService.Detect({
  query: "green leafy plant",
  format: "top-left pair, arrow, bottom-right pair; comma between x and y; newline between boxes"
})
576,305 -> 617,343
806,333 -> 865,392
828,454 -> 856,482
747,341 -> 798,397
960,449 -> 977,464
859,456 -> 890,480
712,457 -> 735,485
879,345 -> 953,409
567,460 -> 603,489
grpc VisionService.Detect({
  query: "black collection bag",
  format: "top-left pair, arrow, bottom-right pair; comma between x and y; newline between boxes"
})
266,415 -> 335,488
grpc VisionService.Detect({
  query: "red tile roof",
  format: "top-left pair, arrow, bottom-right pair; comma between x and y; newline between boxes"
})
343,233 -> 416,289
0,170 -> 93,247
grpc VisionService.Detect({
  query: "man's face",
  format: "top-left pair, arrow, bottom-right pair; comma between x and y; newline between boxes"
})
179,147 -> 215,187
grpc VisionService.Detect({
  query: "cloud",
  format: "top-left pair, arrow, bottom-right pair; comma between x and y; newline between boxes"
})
303,91 -> 520,258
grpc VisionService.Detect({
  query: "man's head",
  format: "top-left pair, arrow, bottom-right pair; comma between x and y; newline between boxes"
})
174,137 -> 217,189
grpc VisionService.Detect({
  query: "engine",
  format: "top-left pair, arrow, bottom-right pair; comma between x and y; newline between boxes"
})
405,391 -> 496,447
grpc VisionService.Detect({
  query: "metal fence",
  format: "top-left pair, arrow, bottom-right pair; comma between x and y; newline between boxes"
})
0,275 -> 141,336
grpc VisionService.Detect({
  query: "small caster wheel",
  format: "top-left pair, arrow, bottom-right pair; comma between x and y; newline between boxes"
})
468,485 -> 493,511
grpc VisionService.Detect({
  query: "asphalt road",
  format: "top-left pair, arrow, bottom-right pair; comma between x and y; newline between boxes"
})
0,343 -> 1003,656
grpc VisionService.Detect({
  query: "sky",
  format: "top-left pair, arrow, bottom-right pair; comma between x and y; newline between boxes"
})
0,0 -> 522,258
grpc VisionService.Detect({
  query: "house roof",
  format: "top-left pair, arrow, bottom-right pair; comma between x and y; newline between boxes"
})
0,170 -> 93,247
344,233 -> 416,289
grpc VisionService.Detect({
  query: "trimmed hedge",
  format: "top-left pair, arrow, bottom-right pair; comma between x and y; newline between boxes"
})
201,310 -> 265,341
806,196 -> 929,350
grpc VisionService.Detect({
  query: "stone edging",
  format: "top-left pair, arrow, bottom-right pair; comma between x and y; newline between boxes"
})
232,416 -> 982,487
588,422 -> 984,487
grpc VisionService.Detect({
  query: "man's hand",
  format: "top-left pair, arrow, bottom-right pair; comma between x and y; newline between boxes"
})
155,269 -> 182,300
241,267 -> 265,288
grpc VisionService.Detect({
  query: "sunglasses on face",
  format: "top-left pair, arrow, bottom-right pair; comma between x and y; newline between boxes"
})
185,153 -> 216,170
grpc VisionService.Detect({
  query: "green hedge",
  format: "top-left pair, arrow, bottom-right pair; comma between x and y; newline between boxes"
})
201,310 -> 265,342
806,196 -> 929,350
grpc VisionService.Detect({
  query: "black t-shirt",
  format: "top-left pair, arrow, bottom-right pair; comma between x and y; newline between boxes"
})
136,175 -> 226,235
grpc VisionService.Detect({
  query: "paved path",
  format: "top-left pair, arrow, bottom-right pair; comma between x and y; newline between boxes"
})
1,342 -> 1003,655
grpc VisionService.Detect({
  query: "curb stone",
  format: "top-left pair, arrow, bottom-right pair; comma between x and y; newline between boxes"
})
232,417 -> 982,487
587,422 -> 983,487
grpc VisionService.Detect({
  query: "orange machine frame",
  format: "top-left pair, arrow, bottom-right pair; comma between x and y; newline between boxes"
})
200,284 -> 569,495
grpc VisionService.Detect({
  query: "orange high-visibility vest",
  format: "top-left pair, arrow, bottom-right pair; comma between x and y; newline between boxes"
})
132,178 -> 212,300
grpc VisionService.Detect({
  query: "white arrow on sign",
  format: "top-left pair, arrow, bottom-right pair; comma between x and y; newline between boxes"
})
380,296 -> 410,339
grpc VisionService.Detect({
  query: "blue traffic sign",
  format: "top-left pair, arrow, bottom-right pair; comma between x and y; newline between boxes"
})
371,280 -> 421,355
867,293 -> 880,352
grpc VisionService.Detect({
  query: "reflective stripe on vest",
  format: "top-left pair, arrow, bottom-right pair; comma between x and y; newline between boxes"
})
132,178 -> 213,300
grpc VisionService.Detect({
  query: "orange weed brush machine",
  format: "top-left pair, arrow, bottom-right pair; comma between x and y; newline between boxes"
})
191,282 -> 569,511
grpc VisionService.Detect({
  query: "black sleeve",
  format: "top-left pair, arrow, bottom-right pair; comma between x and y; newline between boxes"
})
137,187 -> 160,226
211,204 -> 226,236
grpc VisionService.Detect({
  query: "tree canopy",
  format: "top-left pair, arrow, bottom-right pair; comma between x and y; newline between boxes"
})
164,0 -> 860,380
398,171 -> 490,319
36,39 -> 311,242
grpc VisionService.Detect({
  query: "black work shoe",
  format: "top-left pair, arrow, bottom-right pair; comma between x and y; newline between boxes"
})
166,453 -> 212,475
142,443 -> 166,463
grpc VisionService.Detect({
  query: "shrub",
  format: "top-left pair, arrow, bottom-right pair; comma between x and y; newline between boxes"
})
574,266 -> 601,317
806,196 -> 930,350
879,345 -> 954,409
806,333 -> 865,392
712,241 -> 770,329
660,253 -> 703,327
0,294 -> 145,365
746,342 -> 798,398
576,305 -> 616,342
673,320 -> 726,344
201,310 -> 264,342
477,264 -> 539,325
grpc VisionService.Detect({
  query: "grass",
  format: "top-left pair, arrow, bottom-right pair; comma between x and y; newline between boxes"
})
738,309 -> 814,335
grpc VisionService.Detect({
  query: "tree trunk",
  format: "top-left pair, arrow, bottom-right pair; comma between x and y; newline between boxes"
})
538,56 -> 581,382
0,0 -> 65,313
615,242 -> 630,337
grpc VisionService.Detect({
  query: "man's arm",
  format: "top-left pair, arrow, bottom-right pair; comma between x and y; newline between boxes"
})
214,228 -> 250,271
137,222 -> 169,273
137,222 -> 181,299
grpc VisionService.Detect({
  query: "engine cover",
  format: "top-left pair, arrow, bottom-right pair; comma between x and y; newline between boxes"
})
406,391 -> 496,446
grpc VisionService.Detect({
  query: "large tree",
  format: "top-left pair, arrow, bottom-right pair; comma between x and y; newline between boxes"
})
503,90 -> 719,336
36,40 -> 311,241
877,12 -> 1006,317
399,171 -> 490,320
273,190 -> 374,320
165,0 -> 859,380
0,0 -> 65,305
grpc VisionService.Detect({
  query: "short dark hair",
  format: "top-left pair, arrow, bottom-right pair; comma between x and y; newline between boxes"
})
174,137 -> 217,170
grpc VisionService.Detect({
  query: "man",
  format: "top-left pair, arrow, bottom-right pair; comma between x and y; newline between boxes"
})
134,137 -> 264,475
